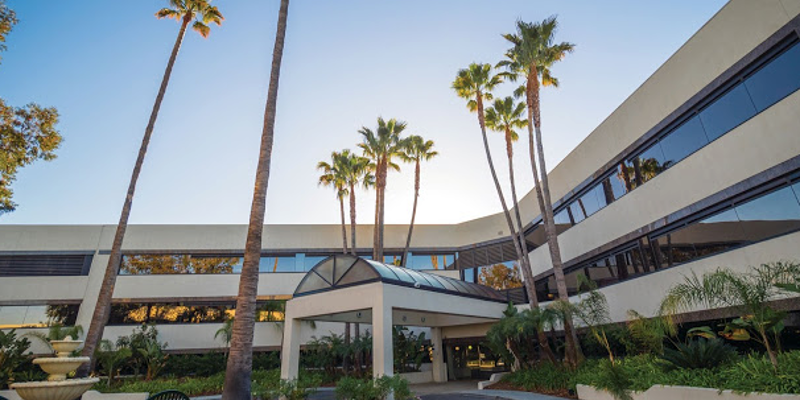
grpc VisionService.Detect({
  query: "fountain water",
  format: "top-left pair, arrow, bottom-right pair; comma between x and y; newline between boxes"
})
10,339 -> 99,400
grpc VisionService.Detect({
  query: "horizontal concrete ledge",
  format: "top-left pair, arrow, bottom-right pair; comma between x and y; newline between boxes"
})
577,384 -> 800,400
478,371 -> 508,390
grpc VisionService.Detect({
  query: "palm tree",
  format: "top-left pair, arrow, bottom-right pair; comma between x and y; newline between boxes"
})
337,149 -> 375,255
221,0 -> 289,398
399,135 -> 438,267
359,118 -> 407,262
452,64 -> 555,362
78,0 -> 222,375
484,96 -> 529,277
660,262 -> 800,370
498,16 -> 580,365
318,152 -> 350,254
215,318 -> 234,360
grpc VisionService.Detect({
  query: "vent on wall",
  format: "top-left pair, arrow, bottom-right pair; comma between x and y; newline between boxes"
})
0,254 -> 93,276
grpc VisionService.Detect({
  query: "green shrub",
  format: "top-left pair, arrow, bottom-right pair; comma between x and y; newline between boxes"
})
94,369 -> 282,396
0,329 -> 33,389
255,375 -> 322,400
660,338 -> 736,370
335,375 -> 413,400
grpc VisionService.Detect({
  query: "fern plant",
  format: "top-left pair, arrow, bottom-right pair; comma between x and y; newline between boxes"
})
660,338 -> 737,370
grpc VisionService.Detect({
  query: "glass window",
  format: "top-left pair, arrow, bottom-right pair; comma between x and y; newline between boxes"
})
745,43 -> 800,112
535,275 -> 557,303
735,186 -> 800,242
689,208 -> 746,258
525,224 -> 547,248
699,84 -> 757,141
568,202 -> 585,224
554,208 -> 572,232
632,143 -> 667,185
577,184 -> 605,219
659,116 -> 709,166
605,163 -> 632,200
409,254 -> 456,270
585,258 -> 619,287
259,256 -> 297,273
303,255 -> 327,271
0,304 -> 79,329
653,225 -> 697,268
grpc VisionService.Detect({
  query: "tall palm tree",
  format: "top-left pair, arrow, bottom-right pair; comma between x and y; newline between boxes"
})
337,149 -> 374,255
78,0 -> 222,375
398,135 -> 438,267
452,64 -> 555,362
359,118 -> 407,262
318,152 -> 350,254
498,16 -> 580,366
484,96 -> 529,277
221,0 -> 289,398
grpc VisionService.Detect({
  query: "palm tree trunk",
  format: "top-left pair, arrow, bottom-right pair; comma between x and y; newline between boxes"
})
349,184 -> 357,256
527,68 -> 582,366
373,177 -> 380,260
344,322 -> 351,374
378,163 -> 387,262
339,196 -> 348,254
222,1 -> 289,399
77,14 -> 190,377
401,161 -> 420,267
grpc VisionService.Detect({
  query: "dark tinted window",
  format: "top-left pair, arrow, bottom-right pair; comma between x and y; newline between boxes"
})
632,143 -> 667,186
699,84 -> 757,141
745,43 -> 800,112
690,208 -> 746,257
585,258 -> 619,287
659,116 -> 709,165
606,163 -> 632,200
578,184 -> 605,218
0,304 -> 79,328
735,186 -> 800,242
653,224 -> 697,268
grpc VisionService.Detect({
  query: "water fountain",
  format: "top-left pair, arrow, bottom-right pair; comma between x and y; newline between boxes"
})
10,339 -> 99,400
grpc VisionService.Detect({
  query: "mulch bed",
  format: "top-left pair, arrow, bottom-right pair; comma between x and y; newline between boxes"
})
486,380 -> 577,399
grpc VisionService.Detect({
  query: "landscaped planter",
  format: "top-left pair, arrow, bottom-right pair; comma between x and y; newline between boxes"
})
577,384 -> 800,400
398,370 -> 432,384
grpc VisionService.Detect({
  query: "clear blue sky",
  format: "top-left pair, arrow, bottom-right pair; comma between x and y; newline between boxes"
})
0,0 -> 726,226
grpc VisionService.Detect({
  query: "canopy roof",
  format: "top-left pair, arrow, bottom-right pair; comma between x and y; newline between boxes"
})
294,255 -> 505,302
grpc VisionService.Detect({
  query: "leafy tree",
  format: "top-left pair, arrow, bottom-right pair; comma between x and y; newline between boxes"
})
659,262 -> 800,370
0,330 -> 32,389
81,0 -> 223,375
498,16 -> 580,366
478,263 -> 523,290
121,254 -> 238,275
359,118 -> 407,262
0,0 -> 16,63
398,135 -> 437,267
223,0 -> 288,398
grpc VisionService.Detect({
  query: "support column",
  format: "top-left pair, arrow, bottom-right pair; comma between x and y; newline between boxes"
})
279,315 -> 302,380
372,301 -> 393,378
430,327 -> 446,383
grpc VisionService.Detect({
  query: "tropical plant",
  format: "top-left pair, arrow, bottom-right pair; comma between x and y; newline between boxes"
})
81,0 -> 224,375
94,339 -> 132,386
593,359 -> 633,400
257,375 -> 322,400
564,275 -> 614,362
0,330 -> 32,389
392,326 -> 429,373
215,318 -> 234,358
222,0 -> 288,398
484,95 -> 529,275
499,16 -> 579,366
660,338 -> 736,370
398,135 -> 438,267
624,310 -> 675,356
358,117 -> 408,262
335,375 -> 413,400
115,324 -> 166,377
138,339 -> 169,381
335,149 -> 374,256
26,323 -> 84,348
452,64 -> 557,361
318,151 -> 351,254
659,262 -> 800,370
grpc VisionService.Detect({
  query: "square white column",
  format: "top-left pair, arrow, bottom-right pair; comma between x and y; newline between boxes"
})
279,316 -> 302,380
430,327 -> 447,383
371,301 -> 393,378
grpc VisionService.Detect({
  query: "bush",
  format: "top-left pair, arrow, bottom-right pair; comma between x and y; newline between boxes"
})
335,375 -> 413,400
660,338 -> 737,370
94,369 -> 282,397
255,375 -> 322,400
0,329 -> 33,389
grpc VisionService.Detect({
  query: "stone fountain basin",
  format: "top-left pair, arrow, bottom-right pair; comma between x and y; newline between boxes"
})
50,340 -> 82,357
33,357 -> 90,381
11,377 -> 99,400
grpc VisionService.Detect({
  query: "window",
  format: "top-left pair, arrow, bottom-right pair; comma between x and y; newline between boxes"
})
408,253 -> 456,270
0,304 -> 79,329
659,116 -> 709,165
569,202 -> 585,224
745,43 -> 800,112
303,255 -> 328,271
689,208 -> 746,257
0,254 -> 92,277
699,84 -> 757,141
554,208 -> 572,231
585,258 -> 619,287
631,143 -> 667,186
734,186 -> 800,243
108,301 -> 285,325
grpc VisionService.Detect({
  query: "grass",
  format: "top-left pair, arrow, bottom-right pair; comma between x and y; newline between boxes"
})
500,350 -> 800,396
92,369 -> 281,396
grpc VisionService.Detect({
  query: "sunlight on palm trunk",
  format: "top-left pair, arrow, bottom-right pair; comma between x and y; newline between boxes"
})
79,0 -> 223,376
221,0 -> 288,398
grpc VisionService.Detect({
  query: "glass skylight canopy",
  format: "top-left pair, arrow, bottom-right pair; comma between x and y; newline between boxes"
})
293,255 -> 505,302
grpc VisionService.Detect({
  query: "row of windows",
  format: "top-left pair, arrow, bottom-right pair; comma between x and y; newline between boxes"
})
0,304 -> 79,329
108,300 -> 287,325
535,174 -> 800,302
119,252 -> 457,275
550,38 -> 800,231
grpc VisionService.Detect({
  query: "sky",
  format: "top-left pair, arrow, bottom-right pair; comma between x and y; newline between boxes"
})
0,0 -> 727,226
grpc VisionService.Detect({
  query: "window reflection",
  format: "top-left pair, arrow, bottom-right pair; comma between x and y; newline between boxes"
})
0,304 -> 79,329
408,253 -> 456,270
121,255 -> 241,275
108,300 -> 286,325
745,43 -> 800,112
476,262 -> 523,291
734,187 -> 800,242
699,84 -> 756,141
660,116 -> 709,165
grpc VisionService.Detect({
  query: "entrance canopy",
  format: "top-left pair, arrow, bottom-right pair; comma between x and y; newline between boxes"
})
294,254 -> 506,302
280,255 -> 508,382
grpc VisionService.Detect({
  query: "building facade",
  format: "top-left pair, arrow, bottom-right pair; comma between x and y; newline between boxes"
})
2,0 -> 800,373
